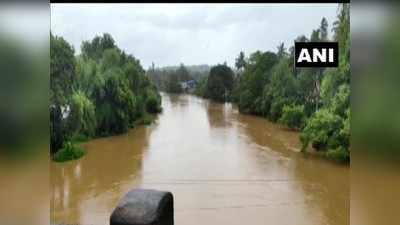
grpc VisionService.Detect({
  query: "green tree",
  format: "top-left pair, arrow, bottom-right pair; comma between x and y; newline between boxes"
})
237,51 -> 278,114
332,4 -> 350,45
319,17 -> 329,41
50,33 -> 162,160
310,29 -> 320,42
261,59 -> 296,120
101,48 -> 121,70
300,108 -> 342,151
229,4 -> 350,163
50,33 -> 76,153
50,34 -> 76,106
235,51 -> 246,71
124,61 -> 143,94
81,33 -> 116,61
194,76 -> 208,97
279,104 -> 305,129
205,64 -> 234,102
68,91 -> 97,139
329,84 -> 350,117
96,72 -> 136,135
277,42 -> 287,59
296,68 -> 317,116
176,63 -> 191,81
146,90 -> 162,113
165,72 -> 183,93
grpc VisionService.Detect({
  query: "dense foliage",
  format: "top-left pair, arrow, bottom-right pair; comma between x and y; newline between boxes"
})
51,4 -> 349,163
243,5 -> 349,162
50,34 -> 76,153
203,64 -> 234,102
53,141 -> 86,163
50,33 -> 162,160
279,104 -> 305,130
196,4 -> 350,163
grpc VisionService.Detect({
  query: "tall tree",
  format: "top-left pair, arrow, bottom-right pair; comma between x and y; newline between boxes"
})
205,64 -> 234,102
300,4 -> 351,163
310,29 -> 321,42
237,51 -> 278,114
50,33 -> 162,157
81,33 -> 116,61
277,42 -> 287,59
320,17 -> 329,41
235,51 -> 246,71
176,63 -> 191,81
332,4 -> 350,45
50,33 -> 77,152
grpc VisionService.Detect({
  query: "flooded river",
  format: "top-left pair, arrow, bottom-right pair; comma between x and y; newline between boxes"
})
51,93 -> 349,225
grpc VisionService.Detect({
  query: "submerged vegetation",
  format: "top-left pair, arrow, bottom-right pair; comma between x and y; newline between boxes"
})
279,104 -> 306,130
53,142 -> 86,163
50,4 -> 349,163
50,33 -> 162,161
195,4 -> 350,163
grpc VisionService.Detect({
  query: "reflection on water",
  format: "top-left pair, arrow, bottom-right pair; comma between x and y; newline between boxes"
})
51,93 -> 349,225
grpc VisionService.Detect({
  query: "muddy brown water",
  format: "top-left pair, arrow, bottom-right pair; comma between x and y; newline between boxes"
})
51,93 -> 349,225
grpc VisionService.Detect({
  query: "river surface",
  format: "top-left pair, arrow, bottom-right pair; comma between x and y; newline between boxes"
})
51,93 -> 349,225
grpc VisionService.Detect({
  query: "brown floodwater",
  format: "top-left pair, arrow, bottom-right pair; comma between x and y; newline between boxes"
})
51,93 -> 349,225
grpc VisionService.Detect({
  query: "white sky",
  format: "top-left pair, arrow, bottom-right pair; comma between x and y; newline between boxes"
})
51,3 -> 339,69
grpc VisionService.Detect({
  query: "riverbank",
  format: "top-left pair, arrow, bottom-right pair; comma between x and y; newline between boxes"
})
50,33 -> 163,162
52,112 -> 160,163
191,92 -> 349,164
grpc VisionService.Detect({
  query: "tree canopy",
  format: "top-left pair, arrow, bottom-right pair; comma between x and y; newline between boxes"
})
204,64 -> 234,102
50,33 -> 162,157
195,4 -> 350,163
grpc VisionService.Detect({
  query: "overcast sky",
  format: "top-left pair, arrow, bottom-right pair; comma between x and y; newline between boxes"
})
51,3 -> 338,69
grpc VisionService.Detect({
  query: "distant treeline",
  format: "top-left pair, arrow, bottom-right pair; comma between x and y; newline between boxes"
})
195,4 -> 350,163
50,33 -> 162,161
148,64 -> 211,93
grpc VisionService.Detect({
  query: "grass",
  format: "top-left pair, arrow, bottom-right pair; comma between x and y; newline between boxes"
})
53,142 -> 86,163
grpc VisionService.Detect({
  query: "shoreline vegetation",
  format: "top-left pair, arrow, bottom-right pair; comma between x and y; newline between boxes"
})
51,4 -> 349,164
50,33 -> 162,162
52,112 -> 158,163
148,4 -> 350,164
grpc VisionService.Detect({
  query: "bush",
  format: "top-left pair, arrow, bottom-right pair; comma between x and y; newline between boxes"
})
238,90 -> 254,114
51,33 -> 163,159
279,104 -> 305,129
136,113 -> 155,125
338,109 -> 350,149
95,73 -> 136,135
133,95 -> 145,120
53,142 -> 86,162
142,114 -> 154,125
69,133 -> 90,143
300,108 -> 342,151
330,84 -> 350,117
69,91 -> 96,138
269,97 -> 289,121
146,94 -> 162,113
326,147 -> 350,163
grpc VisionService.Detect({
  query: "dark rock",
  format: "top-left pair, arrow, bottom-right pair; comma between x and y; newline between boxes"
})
110,189 -> 174,225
